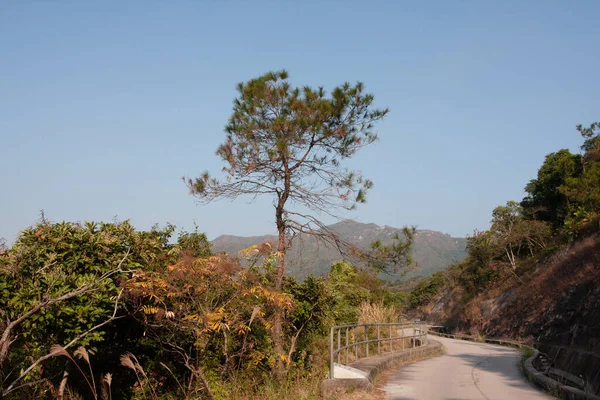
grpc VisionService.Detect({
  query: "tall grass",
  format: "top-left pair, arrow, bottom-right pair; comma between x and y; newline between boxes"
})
347,302 -> 411,358
357,302 -> 402,324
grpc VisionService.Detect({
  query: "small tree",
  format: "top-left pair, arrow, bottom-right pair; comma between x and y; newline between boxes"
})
577,121 -> 600,153
460,230 -> 501,290
185,70 -> 388,370
490,201 -> 550,271
521,149 -> 583,228
560,122 -> 600,233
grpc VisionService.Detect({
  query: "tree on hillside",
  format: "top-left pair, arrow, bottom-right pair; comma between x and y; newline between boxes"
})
460,230 -> 500,290
185,70 -> 390,372
520,123 -> 600,235
490,201 -> 550,271
577,121 -> 600,154
521,149 -> 582,228
561,122 -> 600,232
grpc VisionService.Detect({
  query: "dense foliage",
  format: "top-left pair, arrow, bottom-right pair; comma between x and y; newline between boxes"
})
0,220 -> 177,398
407,121 -> 600,311
0,218 -> 401,399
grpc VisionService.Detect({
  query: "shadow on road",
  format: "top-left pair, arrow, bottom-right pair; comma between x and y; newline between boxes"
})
380,338 -> 551,400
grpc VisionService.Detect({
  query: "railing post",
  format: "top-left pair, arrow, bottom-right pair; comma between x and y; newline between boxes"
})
402,325 -> 405,351
389,325 -> 393,352
417,325 -> 420,346
354,326 -> 358,361
337,328 -> 341,364
377,325 -> 381,355
330,327 -> 334,379
345,327 -> 349,365
365,325 -> 369,358
414,325 -> 417,348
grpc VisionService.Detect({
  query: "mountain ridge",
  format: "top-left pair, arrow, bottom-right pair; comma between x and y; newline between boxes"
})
211,221 -> 467,280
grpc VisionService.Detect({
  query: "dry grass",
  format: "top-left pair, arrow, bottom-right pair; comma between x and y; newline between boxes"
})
357,302 -> 402,324
327,302 -> 413,360
219,336 -> 331,400
221,373 -> 324,400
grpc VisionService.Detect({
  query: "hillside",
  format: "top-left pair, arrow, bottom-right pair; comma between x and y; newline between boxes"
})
415,232 -> 600,395
422,233 -> 600,354
211,220 -> 467,280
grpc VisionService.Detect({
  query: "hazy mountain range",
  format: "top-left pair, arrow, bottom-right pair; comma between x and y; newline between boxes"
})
211,221 -> 467,280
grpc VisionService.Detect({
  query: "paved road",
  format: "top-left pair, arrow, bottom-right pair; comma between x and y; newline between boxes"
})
380,336 -> 553,400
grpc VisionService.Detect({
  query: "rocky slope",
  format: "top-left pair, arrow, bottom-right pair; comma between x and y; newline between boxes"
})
421,233 -> 600,394
423,234 -> 600,356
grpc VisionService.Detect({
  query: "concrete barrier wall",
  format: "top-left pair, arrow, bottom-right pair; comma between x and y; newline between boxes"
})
428,329 -> 600,400
536,343 -> 600,396
523,349 -> 600,400
320,339 -> 443,397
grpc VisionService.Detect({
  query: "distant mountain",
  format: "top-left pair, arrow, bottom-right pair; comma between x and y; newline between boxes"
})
211,221 -> 467,280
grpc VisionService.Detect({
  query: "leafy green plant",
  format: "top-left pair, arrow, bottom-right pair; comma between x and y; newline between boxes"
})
0,220 -> 175,398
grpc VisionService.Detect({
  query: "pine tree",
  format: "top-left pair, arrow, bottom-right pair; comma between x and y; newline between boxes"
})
185,70 -> 388,374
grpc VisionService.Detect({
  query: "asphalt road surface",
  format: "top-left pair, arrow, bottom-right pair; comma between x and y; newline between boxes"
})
380,336 -> 553,400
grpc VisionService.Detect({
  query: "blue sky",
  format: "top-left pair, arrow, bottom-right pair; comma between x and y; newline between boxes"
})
1,1 -> 599,243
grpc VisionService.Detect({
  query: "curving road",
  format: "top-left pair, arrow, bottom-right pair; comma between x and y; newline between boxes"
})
380,336 -> 553,400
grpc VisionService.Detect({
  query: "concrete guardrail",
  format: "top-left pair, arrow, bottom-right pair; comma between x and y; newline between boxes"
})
428,326 -> 600,400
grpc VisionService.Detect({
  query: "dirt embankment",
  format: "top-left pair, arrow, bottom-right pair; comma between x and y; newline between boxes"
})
422,234 -> 600,356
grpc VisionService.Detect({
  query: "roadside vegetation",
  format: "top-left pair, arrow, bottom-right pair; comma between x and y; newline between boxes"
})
0,72 -> 413,399
405,121 -> 600,345
2,67 -> 598,398
0,220 -> 411,399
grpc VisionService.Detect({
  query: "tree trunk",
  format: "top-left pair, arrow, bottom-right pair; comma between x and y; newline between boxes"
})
506,247 -> 517,270
272,204 -> 286,379
275,217 -> 286,291
272,167 -> 291,379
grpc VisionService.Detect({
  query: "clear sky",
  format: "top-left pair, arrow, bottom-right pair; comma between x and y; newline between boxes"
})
1,1 -> 599,243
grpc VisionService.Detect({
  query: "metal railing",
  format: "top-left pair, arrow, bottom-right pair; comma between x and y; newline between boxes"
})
329,322 -> 428,379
